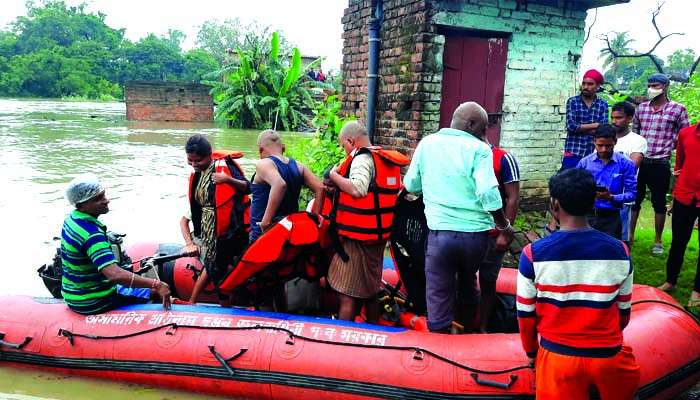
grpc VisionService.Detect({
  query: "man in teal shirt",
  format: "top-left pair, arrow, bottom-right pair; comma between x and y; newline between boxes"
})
61,173 -> 171,314
404,102 -> 514,332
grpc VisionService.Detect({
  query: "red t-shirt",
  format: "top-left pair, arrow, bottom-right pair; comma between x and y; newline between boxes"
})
673,123 -> 700,207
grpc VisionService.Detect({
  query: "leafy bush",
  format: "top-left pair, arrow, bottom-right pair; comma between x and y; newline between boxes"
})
287,95 -> 352,177
204,32 -> 319,131
671,74 -> 700,124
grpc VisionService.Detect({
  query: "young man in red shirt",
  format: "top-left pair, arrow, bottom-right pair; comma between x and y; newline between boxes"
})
517,168 -> 640,399
661,122 -> 700,308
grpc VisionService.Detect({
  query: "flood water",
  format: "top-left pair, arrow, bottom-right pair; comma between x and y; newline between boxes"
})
0,98 -> 303,399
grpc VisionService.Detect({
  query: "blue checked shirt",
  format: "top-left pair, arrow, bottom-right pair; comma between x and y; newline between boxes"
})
565,95 -> 609,157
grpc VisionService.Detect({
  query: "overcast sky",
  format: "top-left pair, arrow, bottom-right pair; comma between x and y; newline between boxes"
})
1,0 -> 698,76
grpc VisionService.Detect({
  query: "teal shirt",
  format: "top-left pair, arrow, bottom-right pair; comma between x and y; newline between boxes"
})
60,210 -> 118,314
403,128 -> 502,232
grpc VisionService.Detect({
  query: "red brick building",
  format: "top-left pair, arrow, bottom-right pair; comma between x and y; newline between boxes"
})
124,81 -> 213,122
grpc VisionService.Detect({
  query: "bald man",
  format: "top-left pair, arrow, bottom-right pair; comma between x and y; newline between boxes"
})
327,121 -> 386,323
249,130 -> 324,242
404,102 -> 514,333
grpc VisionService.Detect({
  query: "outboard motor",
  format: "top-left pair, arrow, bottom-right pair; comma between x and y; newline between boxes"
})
37,231 -> 133,299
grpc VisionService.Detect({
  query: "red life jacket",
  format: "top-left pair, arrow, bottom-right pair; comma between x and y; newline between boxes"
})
188,150 -> 250,239
217,212 -> 332,294
332,147 -> 410,243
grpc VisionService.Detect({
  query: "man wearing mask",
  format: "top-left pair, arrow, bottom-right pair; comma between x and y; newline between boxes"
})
576,124 -> 637,239
629,74 -> 689,254
611,101 -> 647,245
546,69 -> 608,235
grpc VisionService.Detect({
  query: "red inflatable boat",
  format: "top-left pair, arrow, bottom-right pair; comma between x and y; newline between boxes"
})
3,267 -> 699,399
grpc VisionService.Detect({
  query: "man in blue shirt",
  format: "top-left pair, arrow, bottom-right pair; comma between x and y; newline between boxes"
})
546,69 -> 608,235
576,124 -> 637,239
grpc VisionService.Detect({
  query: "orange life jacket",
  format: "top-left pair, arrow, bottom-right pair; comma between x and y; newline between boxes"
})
188,150 -> 250,239
332,147 -> 410,242
217,212 -> 332,294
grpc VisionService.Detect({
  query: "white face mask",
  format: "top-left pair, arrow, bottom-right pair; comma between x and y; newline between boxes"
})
647,87 -> 664,100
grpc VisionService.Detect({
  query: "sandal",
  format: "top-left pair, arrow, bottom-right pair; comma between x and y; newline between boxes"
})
687,297 -> 700,308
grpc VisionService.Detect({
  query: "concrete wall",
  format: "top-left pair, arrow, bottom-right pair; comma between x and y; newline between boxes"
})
341,0 -> 590,208
124,81 -> 214,122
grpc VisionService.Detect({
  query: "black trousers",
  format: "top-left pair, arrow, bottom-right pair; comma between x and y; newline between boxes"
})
666,199 -> 700,292
634,159 -> 671,214
587,210 -> 622,240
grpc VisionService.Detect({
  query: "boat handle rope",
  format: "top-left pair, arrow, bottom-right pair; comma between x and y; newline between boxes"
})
0,333 -> 32,350
631,299 -> 700,326
470,373 -> 518,389
208,345 -> 248,377
57,324 -> 532,376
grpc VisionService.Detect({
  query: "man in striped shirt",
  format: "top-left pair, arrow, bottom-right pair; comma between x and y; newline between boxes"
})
517,168 -> 639,399
61,174 -> 171,314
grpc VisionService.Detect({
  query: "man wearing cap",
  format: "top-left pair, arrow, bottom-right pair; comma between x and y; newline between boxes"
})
629,73 -> 690,255
546,69 -> 609,234
61,173 -> 171,314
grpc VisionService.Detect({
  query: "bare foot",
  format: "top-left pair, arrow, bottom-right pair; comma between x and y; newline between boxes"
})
657,282 -> 675,292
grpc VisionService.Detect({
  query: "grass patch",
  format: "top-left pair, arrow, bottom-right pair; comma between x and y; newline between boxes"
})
631,206 -> 698,305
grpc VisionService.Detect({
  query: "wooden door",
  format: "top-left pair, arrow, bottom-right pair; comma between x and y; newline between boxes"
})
439,34 -> 509,146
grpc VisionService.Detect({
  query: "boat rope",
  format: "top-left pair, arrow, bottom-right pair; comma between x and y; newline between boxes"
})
57,324 -> 533,375
631,299 -> 700,326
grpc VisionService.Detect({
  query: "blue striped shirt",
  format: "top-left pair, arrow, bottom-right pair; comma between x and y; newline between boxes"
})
565,95 -> 609,157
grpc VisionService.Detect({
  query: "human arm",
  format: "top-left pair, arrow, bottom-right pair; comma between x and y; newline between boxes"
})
329,153 -> 373,199
256,158 -> 287,229
675,131 -> 685,173
516,245 -> 539,358
101,264 -> 171,309
566,97 -> 598,135
300,163 -> 325,214
179,216 -> 198,256
628,153 -> 643,168
617,245 -> 633,330
212,173 -> 249,192
611,160 -> 637,204
85,232 -> 170,309
632,109 -> 641,134
403,145 -> 422,194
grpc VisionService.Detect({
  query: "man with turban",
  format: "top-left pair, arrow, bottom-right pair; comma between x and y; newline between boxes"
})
546,69 -> 609,235
629,73 -> 689,256
61,173 -> 171,314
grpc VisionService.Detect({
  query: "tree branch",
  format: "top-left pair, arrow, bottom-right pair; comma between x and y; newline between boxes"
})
599,1 -> 685,80
583,8 -> 598,47
689,56 -> 700,79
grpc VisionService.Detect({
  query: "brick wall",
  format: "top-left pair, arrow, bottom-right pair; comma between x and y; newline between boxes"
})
341,0 -> 590,208
124,81 -> 214,122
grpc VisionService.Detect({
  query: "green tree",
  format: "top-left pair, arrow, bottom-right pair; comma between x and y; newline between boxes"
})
666,49 -> 697,79
599,31 -> 634,70
182,49 -> 219,83
195,19 -> 243,63
120,33 -> 185,82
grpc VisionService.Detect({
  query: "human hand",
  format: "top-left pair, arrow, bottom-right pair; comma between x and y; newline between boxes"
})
672,169 -> 682,176
181,243 -> 199,256
667,203 -> 673,216
527,357 -> 535,368
596,190 -> 613,201
259,220 -> 272,233
212,172 -> 230,184
156,282 -> 171,310
495,231 -> 513,251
